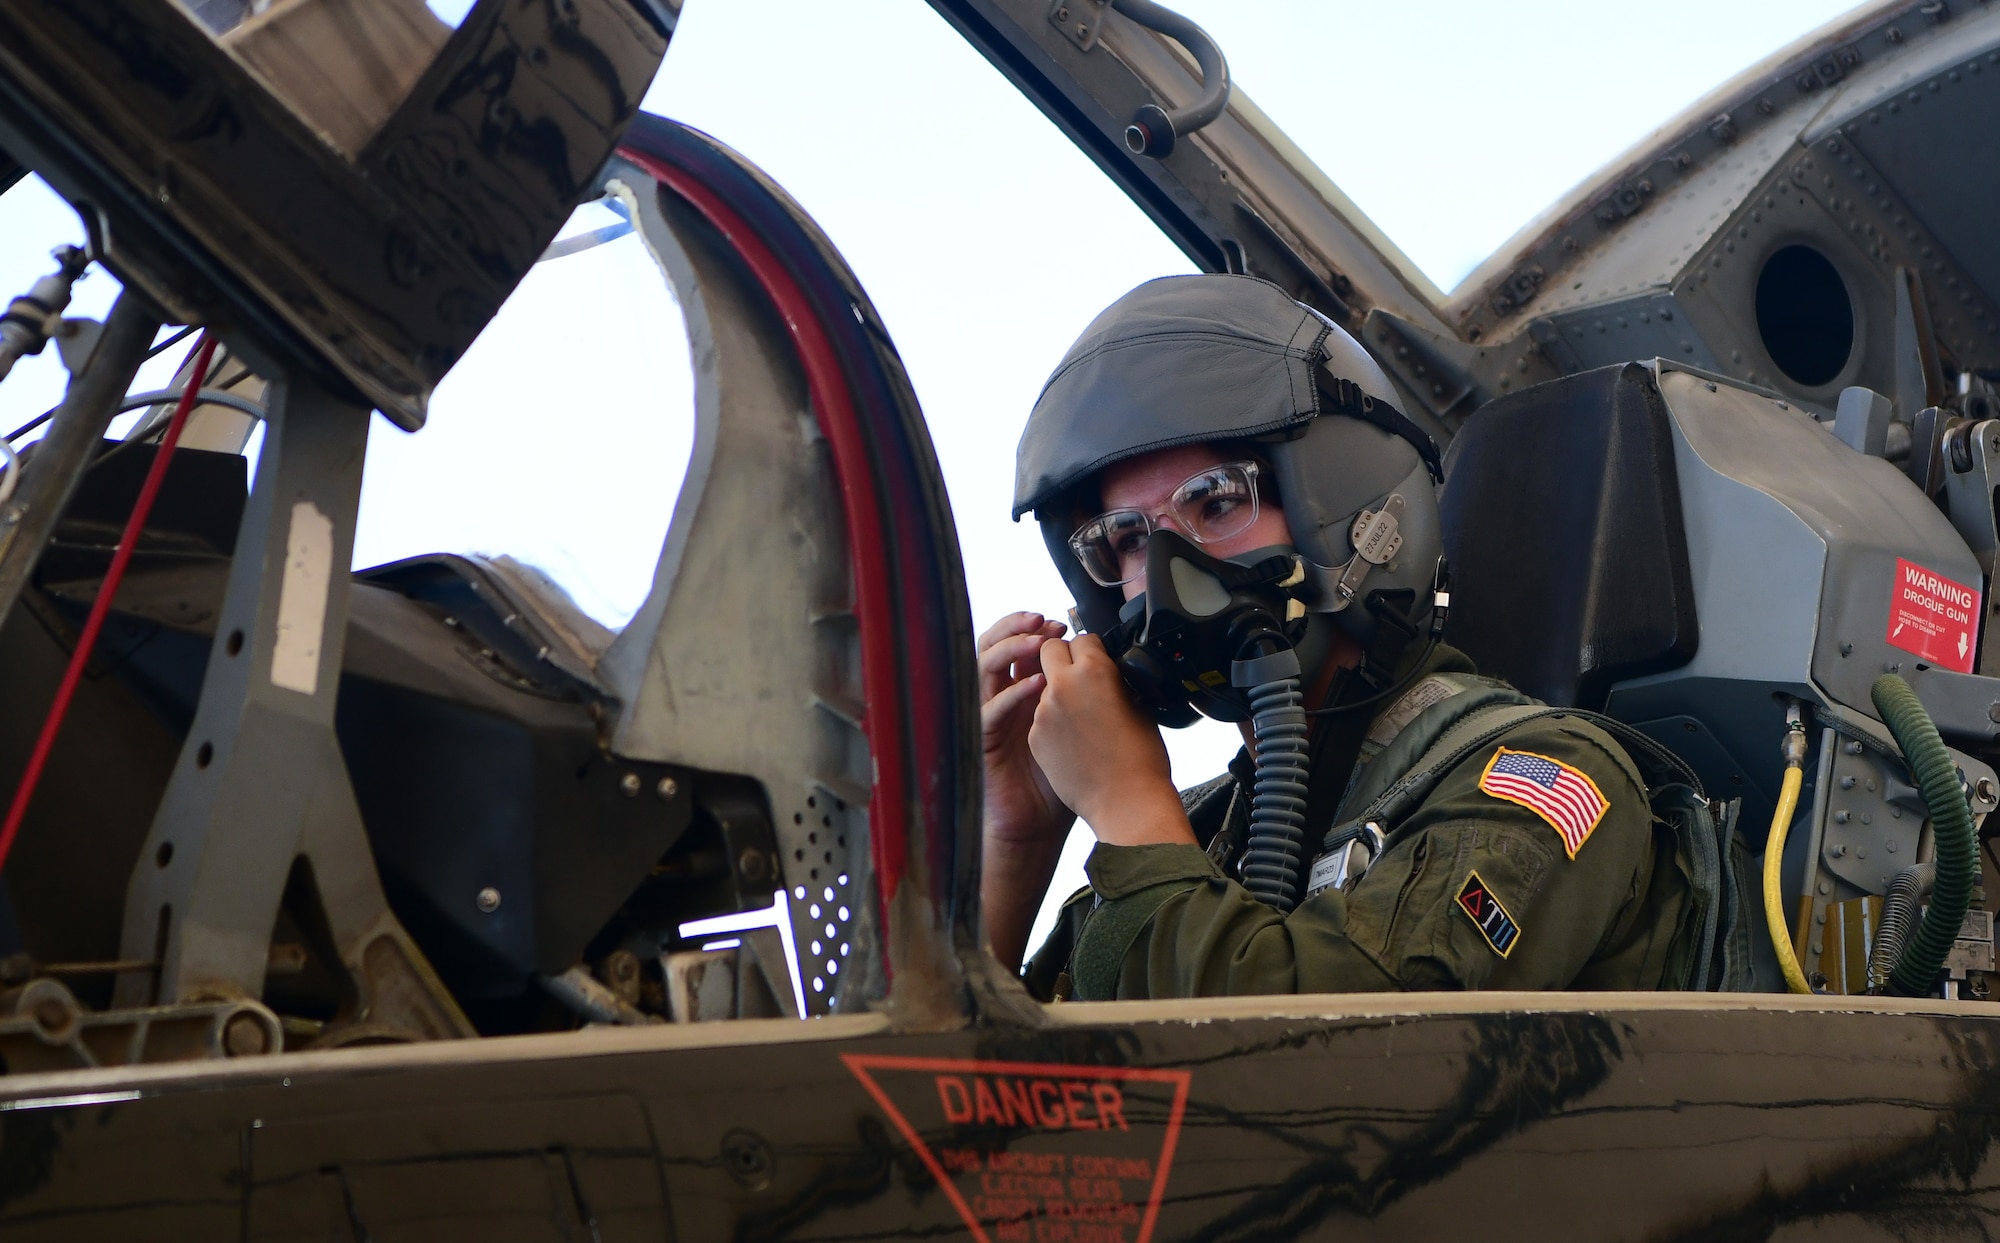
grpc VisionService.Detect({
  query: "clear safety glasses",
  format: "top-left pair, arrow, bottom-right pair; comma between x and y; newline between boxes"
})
1068,461 -> 1262,587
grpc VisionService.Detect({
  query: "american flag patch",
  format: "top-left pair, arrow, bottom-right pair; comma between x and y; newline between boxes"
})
1478,747 -> 1609,859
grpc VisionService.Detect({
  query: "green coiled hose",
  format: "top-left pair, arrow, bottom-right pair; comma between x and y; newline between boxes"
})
1871,674 -> 1977,998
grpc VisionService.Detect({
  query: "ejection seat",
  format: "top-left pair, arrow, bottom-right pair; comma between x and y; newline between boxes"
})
1438,363 -> 1765,990
1439,362 -> 1700,711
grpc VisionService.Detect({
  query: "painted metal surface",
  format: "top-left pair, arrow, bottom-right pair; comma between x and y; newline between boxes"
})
12,5 -> 2000,1237
4,994 -> 2000,1237
591,143 -> 871,1015
947,0 -> 2000,436
3,104 -> 2000,1240
111,370 -> 472,1041
0,0 -> 668,427
607,117 -> 987,1024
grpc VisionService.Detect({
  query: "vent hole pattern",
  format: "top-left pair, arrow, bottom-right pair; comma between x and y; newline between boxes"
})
781,786 -> 858,1015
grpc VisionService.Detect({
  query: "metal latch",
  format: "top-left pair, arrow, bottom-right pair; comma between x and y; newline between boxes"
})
1946,908 -> 1996,977
1329,494 -> 1405,611
1304,821 -> 1385,901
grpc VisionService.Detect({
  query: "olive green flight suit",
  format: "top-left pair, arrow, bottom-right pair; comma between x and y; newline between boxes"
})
1025,646 -> 1695,1000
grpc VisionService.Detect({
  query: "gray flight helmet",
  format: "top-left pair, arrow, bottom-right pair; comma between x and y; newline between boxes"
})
1013,273 -> 1441,643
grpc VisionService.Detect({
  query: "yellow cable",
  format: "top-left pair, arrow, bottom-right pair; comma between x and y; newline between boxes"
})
1763,762 -> 1813,994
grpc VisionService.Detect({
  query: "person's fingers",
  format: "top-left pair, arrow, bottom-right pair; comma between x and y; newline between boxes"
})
980,673 -> 1045,741
977,631 -> 1047,676
1068,632 -> 1113,671
1037,636 -> 1074,673
978,631 -> 1054,700
1013,619 -> 1067,680
976,614 -> 1069,699
978,612 -> 1047,654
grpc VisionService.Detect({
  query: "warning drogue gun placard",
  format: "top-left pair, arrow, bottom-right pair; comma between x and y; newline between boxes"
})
1887,557 -> 1980,673
842,1054 -> 1191,1243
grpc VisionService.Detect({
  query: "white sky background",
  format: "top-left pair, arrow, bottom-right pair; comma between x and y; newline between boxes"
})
0,0 -> 1858,953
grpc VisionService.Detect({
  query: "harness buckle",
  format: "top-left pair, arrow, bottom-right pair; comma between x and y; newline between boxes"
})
1303,820 -> 1386,900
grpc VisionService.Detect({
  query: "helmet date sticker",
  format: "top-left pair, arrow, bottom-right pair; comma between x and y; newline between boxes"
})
1886,558 -> 1979,673
842,1054 -> 1190,1242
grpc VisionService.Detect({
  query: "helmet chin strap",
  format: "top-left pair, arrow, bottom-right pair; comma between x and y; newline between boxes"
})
1306,562 -> 1446,718
1328,596 -> 1420,699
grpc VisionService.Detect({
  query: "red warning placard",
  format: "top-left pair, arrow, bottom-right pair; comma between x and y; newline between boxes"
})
842,1053 -> 1191,1243
1887,557 -> 1980,673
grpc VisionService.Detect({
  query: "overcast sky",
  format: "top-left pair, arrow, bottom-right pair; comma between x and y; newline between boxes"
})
0,0 -> 1861,948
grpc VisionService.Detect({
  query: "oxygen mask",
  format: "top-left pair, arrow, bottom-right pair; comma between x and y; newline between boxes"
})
1097,529 -> 1310,727
1091,530 -> 1317,911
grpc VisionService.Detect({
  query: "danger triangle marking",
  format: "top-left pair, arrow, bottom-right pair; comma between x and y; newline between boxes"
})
842,1053 -> 1192,1243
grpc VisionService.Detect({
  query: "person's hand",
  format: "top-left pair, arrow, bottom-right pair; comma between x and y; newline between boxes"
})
980,612 -> 1073,847
978,612 -> 1075,970
1029,634 -> 1194,849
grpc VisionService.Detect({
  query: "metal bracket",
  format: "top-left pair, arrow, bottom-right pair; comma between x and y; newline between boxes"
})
1364,307 -> 1489,429
1048,0 -> 1110,50
1328,494 -> 1404,610
1943,418 -> 2000,576
51,317 -> 102,376
113,371 -> 471,1046
1893,266 -> 1947,422
0,977 -> 278,1074
1833,386 -> 1895,458
1946,909 -> 1996,980
1906,404 -> 1950,498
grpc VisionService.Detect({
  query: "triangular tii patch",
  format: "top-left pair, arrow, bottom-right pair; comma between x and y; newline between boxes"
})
841,1053 -> 1191,1243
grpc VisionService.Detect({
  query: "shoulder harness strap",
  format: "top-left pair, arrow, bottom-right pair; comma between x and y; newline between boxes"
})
1337,673 -> 1533,819
1326,702 -> 1742,991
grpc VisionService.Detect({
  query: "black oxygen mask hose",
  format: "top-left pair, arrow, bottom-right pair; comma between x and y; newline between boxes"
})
1235,634 -> 1310,913
1103,532 -> 1315,909
1871,674 -> 1978,997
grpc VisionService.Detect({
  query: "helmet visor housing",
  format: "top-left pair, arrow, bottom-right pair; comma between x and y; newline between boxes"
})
1068,460 -> 1262,587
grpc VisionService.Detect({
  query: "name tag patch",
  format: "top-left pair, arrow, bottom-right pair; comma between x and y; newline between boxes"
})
1365,675 -> 1459,747
1456,870 -> 1520,958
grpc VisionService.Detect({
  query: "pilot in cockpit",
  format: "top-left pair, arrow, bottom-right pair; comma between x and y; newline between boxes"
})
979,274 -> 1703,1000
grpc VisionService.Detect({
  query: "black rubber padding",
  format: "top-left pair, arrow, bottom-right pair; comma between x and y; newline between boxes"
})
1439,363 -> 1698,710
